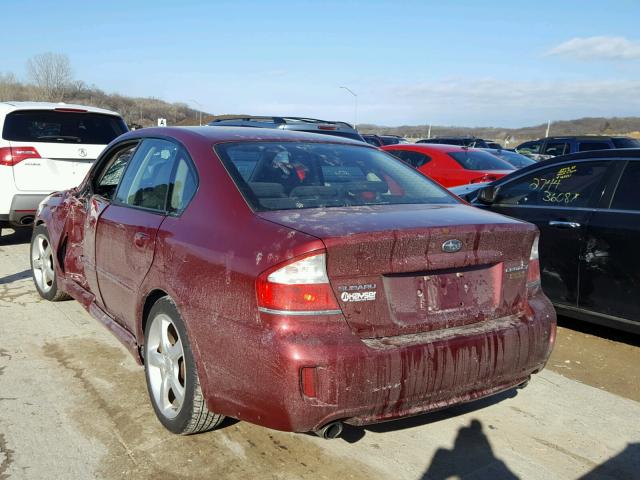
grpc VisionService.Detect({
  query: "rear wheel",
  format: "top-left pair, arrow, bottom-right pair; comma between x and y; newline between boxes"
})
144,297 -> 224,434
30,224 -> 70,301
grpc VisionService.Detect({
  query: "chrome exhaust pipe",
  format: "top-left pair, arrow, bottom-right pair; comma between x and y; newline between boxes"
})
314,421 -> 343,439
20,215 -> 34,226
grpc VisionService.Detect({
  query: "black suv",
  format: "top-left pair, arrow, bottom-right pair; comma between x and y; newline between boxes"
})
515,136 -> 640,161
207,116 -> 365,142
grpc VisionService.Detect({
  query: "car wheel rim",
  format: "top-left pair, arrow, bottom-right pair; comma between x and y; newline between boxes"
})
31,234 -> 55,293
146,313 -> 186,419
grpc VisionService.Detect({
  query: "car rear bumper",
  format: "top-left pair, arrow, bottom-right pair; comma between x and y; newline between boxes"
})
202,291 -> 556,433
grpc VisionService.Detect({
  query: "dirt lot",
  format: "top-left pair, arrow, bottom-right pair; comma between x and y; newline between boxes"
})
1,228 -> 639,480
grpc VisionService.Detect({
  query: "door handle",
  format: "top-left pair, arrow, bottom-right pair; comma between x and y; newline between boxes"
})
548,220 -> 581,229
133,232 -> 150,247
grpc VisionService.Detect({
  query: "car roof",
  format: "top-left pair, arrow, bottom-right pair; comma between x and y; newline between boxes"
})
384,143 -> 477,153
0,101 -> 120,117
118,125 -> 372,146
208,116 -> 357,132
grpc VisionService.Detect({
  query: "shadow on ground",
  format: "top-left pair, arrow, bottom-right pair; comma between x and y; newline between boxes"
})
0,228 -> 31,246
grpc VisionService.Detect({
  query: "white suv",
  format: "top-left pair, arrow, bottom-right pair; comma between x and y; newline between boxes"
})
0,102 -> 127,234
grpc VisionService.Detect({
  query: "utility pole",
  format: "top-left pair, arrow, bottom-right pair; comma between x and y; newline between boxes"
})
427,123 -> 432,139
189,99 -> 203,126
545,120 -> 551,137
339,86 -> 358,129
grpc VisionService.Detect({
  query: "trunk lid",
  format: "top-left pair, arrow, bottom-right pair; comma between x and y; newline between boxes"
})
9,140 -> 103,191
258,204 -> 537,338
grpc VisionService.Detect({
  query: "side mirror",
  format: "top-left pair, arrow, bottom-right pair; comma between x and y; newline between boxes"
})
477,185 -> 499,204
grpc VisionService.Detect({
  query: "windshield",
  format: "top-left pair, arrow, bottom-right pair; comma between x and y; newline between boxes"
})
489,150 -> 535,168
2,110 -> 127,144
215,142 -> 458,212
448,150 -> 515,171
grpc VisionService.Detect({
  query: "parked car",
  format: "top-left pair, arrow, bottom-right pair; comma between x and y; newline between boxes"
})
451,149 -> 640,334
32,126 -> 555,438
383,143 -> 515,187
0,102 -> 127,236
378,135 -> 408,145
207,116 -> 365,142
417,137 -> 494,148
483,148 -> 536,169
515,136 -> 640,161
361,134 -> 384,147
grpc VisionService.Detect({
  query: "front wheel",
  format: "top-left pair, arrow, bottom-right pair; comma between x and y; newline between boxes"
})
144,297 -> 224,435
30,224 -> 69,301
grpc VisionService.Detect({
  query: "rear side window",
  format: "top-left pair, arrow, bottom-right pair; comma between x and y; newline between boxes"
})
494,161 -> 610,207
611,138 -> 640,148
2,110 -> 127,144
169,155 -> 198,214
578,141 -> 611,152
390,150 -> 431,168
448,150 -> 514,171
611,161 -> 640,211
115,139 -> 179,212
215,142 -> 457,212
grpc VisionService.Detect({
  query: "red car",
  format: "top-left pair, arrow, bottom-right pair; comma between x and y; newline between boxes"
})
31,127 -> 555,439
382,143 -> 515,187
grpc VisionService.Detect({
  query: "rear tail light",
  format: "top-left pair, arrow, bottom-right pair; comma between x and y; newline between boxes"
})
0,146 -> 41,166
256,252 -> 341,314
527,235 -> 541,292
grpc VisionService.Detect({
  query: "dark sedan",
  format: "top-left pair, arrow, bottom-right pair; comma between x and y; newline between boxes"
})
453,149 -> 640,333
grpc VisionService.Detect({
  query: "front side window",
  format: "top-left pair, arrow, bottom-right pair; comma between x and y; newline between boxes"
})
448,150 -> 514,171
517,141 -> 541,155
215,142 -> 457,212
544,141 -> 571,156
94,144 -> 138,200
494,161 -> 610,207
115,138 -> 179,212
390,150 -> 431,168
611,161 -> 640,211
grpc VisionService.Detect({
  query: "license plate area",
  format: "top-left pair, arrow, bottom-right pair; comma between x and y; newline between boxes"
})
383,263 -> 503,331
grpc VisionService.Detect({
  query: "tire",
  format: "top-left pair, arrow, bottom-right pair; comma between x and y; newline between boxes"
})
144,296 -> 224,435
30,224 -> 70,301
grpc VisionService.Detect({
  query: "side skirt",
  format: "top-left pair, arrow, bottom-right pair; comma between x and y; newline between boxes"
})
62,277 -> 143,365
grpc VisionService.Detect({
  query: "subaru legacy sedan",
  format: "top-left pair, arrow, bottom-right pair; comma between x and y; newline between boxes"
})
32,127 -> 556,439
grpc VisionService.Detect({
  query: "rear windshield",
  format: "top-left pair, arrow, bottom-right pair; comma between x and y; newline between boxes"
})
448,150 -> 515,171
611,138 -> 640,148
2,110 -> 128,144
215,142 -> 458,212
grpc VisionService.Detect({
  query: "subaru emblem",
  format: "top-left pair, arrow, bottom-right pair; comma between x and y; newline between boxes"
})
442,239 -> 462,253
78,148 -> 87,158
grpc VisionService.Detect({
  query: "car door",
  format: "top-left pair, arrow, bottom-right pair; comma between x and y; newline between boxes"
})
62,142 -> 139,296
578,159 -> 639,328
486,159 -> 615,307
94,138 -> 179,332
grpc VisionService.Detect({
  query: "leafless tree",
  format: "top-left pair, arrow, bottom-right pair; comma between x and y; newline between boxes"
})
26,52 -> 73,101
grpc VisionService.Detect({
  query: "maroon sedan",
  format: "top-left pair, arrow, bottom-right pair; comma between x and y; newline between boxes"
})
31,127 -> 556,438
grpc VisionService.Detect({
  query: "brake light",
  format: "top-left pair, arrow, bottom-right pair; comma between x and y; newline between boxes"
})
256,252 -> 341,313
54,107 -> 87,113
317,125 -> 337,131
527,235 -> 541,290
0,146 -> 41,166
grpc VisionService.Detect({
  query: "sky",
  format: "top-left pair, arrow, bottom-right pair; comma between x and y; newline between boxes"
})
2,0 -> 640,127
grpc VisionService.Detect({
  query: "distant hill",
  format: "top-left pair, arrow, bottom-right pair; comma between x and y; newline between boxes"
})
359,117 -> 640,145
3,69 -> 640,144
